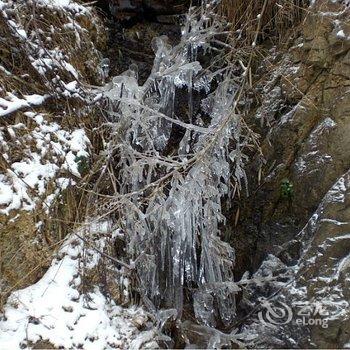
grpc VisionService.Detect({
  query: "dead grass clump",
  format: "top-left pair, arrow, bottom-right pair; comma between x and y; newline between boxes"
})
0,184 -> 89,311
220,0 -> 309,45
0,213 -> 51,309
0,0 -> 106,98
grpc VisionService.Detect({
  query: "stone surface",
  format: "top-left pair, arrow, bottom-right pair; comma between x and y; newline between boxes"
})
295,170 -> 350,348
98,0 -> 193,19
239,170 -> 350,348
231,1 -> 350,347
231,0 -> 350,277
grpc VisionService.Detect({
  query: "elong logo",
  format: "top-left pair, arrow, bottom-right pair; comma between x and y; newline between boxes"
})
258,299 -> 329,329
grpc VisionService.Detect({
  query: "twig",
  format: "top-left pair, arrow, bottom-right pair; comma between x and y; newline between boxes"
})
75,232 -> 133,270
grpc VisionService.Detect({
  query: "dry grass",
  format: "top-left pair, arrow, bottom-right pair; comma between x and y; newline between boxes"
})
0,0 -> 106,98
0,187 -> 87,310
0,0 -> 107,309
220,0 -> 309,45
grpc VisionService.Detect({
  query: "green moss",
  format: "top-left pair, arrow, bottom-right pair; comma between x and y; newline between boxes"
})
75,155 -> 90,176
280,178 -> 294,199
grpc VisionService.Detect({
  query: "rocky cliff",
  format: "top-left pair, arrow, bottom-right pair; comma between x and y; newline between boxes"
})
232,0 -> 350,347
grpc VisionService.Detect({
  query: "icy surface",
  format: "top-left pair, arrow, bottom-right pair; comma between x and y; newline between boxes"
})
239,171 -> 350,348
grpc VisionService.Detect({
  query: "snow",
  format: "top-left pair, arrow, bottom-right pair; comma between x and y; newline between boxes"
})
0,226 -> 157,350
62,80 -> 80,97
36,0 -> 89,14
24,94 -> 47,105
63,151 -> 81,177
68,129 -> 91,154
0,93 -> 47,117
7,19 -> 27,40
337,29 -> 346,38
1,0 -> 347,346
0,178 -> 13,205
31,55 -> 79,80
0,112 -> 91,214
1,0 -> 91,90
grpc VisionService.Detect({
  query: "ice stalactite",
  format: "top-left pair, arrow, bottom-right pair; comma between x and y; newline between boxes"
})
94,2 -> 250,327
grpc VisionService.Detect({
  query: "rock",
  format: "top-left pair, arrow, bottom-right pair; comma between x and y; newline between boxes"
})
231,0 -> 350,277
231,1 -> 350,347
294,171 -> 350,348
104,0 -> 193,19
243,170 -> 350,348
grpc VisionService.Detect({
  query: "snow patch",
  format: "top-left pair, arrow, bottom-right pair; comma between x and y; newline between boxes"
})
0,93 -> 47,117
0,113 -> 90,215
0,227 -> 157,350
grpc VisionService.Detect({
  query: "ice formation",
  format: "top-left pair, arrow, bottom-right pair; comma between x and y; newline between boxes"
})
94,2 -> 250,327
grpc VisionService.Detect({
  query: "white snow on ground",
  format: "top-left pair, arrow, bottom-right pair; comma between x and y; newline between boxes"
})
0,223 -> 158,350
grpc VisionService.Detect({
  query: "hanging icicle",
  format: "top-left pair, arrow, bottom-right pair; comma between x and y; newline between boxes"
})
93,1 -> 252,328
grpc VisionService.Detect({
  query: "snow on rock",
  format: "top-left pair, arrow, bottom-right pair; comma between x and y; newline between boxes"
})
0,224 -> 158,350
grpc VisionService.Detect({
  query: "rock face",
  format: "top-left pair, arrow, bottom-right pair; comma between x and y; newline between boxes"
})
100,0 -> 193,19
295,170 -> 350,348
232,0 -> 350,274
232,0 -> 350,347
239,171 -> 350,348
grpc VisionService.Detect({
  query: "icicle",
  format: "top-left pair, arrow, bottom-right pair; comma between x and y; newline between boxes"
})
188,70 -> 193,122
93,0 -> 248,329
